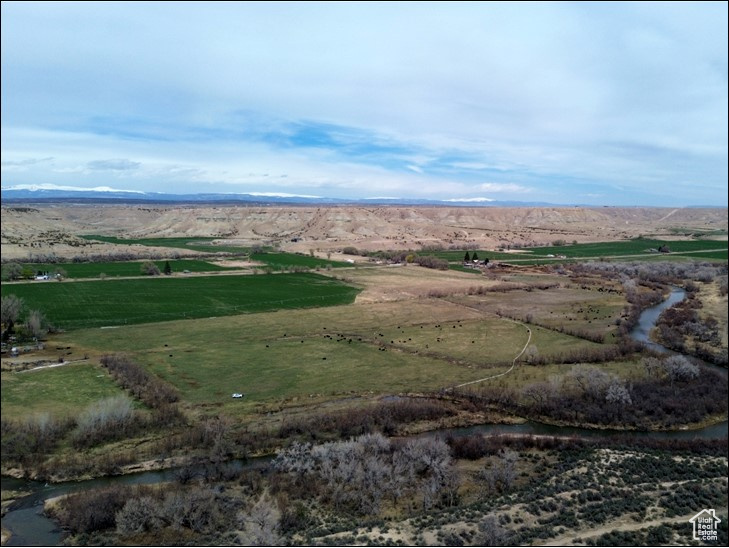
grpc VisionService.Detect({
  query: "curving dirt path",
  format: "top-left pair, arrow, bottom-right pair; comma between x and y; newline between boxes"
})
540,513 -> 696,546
445,300 -> 532,390
452,323 -> 531,389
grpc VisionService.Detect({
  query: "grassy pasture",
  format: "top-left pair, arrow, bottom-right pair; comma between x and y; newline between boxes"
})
482,359 -> 647,395
16,259 -> 240,279
1,273 -> 360,329
1,362 -> 122,417
31,296 -> 606,418
1,265 -> 632,421
448,286 -> 626,341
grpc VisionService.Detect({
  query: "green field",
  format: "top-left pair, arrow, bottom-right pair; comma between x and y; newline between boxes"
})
423,238 -> 727,266
1,362 -> 123,417
10,259 -> 240,279
1,268 -> 627,419
526,238 -> 726,258
251,251 -> 352,269
81,235 -> 249,254
45,300 -> 550,410
1,273 -> 361,329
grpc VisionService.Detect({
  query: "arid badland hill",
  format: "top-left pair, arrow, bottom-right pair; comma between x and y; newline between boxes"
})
1,204 -> 726,260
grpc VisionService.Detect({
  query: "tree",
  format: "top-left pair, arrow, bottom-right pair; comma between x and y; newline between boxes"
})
523,344 -> 540,364
26,309 -> 47,340
641,356 -> 662,378
116,496 -> 163,535
569,366 -> 612,400
472,252 -> 479,261
477,514 -> 511,546
140,261 -> 161,276
2,263 -> 23,281
1,294 -> 24,338
1,294 -> 24,326
605,381 -> 632,406
481,449 -> 518,494
163,261 -> 172,275
663,355 -> 699,385
464,251 -> 471,263
238,492 -> 282,546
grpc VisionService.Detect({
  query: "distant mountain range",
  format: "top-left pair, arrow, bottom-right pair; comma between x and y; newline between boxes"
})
0,187 -> 558,207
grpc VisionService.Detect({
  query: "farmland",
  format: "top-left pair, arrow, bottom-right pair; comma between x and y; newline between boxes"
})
1,205 -> 727,548
422,238 -> 728,266
0,273 -> 361,329
3,259 -> 240,279
1,361 -> 122,418
44,300 -> 536,412
1,264 -> 623,419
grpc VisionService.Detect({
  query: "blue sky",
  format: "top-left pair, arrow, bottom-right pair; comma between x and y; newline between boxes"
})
1,1 -> 727,206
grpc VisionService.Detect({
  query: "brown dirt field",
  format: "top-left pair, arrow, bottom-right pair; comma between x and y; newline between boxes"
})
343,264 -> 501,303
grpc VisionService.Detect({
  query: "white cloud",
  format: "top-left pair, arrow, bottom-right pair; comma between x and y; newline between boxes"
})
478,183 -> 530,193
444,197 -> 495,203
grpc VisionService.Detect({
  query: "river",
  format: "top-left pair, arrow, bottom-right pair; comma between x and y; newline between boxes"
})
630,287 -> 687,352
2,287 -> 727,545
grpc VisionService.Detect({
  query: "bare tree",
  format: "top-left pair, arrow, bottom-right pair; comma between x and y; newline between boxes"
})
663,355 -> 700,385
1,294 -> 24,333
605,381 -> 632,406
477,514 -> 511,546
160,489 -> 221,534
238,492 -> 283,546
402,437 -> 454,510
26,309 -> 47,339
116,496 -> 163,535
568,367 -> 612,400
523,344 -> 540,364
522,382 -> 553,408
481,449 -> 518,493
641,356 -> 663,378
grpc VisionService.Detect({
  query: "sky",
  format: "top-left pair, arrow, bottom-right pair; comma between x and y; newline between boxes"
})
1,1 -> 727,206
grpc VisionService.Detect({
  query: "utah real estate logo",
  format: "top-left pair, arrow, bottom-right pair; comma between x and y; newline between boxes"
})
689,509 -> 721,542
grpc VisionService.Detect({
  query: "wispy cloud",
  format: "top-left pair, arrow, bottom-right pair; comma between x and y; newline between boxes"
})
86,159 -> 141,171
478,183 -> 530,194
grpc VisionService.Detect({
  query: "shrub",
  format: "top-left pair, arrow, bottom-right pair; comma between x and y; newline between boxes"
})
140,261 -> 161,276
